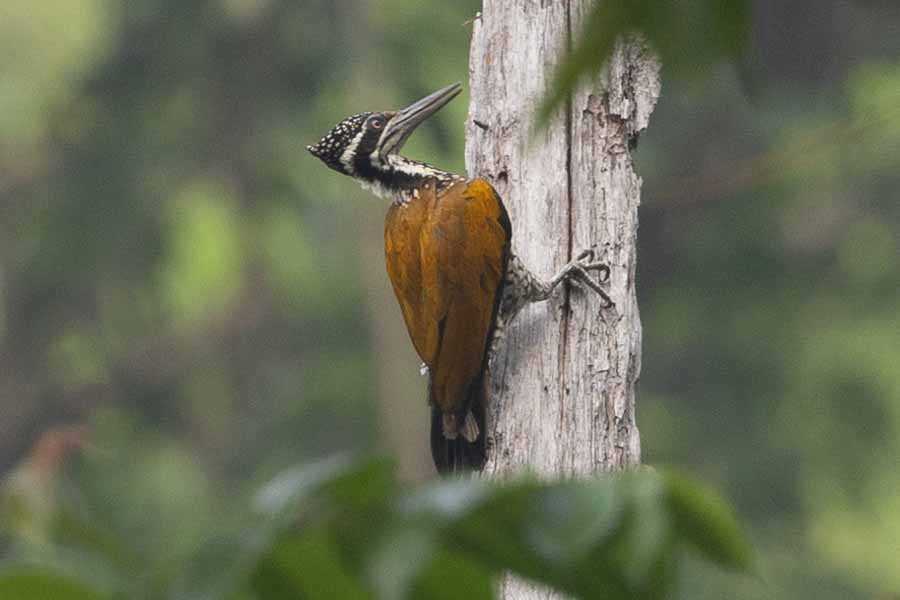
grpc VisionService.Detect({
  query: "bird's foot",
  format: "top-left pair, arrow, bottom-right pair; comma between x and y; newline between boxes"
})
568,247 -> 614,308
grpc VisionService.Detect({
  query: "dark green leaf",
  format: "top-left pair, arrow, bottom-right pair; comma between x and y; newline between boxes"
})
254,455 -> 396,519
663,470 -> 753,571
366,528 -> 436,600
397,478 -> 493,525
593,473 -> 673,599
412,547 -> 494,600
253,454 -> 360,517
538,0 -> 752,127
522,479 -> 624,567
216,456 -> 398,599
440,478 -> 635,598
250,530 -> 369,600
320,456 -> 397,513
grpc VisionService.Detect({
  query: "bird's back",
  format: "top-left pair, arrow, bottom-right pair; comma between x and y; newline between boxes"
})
384,177 -> 511,470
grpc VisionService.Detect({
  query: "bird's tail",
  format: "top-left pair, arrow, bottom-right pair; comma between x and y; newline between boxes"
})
430,378 -> 487,474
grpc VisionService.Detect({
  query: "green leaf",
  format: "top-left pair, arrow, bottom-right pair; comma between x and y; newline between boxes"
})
595,473 -> 674,599
227,456 -> 398,598
521,479 -> 624,567
663,470 -> 753,571
5,457 -> 751,600
397,478 -> 493,525
366,527 -> 436,600
406,470 -> 748,600
321,457 -> 397,513
253,454 -> 359,517
449,481 -> 553,578
370,480 -> 495,600
537,0 -> 752,127
257,455 -> 397,516
411,547 -> 494,600
439,478 -> 635,598
250,530 -> 369,600
537,0 -> 624,128
0,566 -> 106,600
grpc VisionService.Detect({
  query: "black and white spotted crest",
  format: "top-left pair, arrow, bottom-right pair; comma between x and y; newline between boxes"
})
306,112 -> 372,174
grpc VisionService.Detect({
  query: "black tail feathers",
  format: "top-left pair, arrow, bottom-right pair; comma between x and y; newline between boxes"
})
430,382 -> 487,474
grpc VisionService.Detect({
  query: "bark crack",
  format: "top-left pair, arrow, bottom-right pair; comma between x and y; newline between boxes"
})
556,0 -> 575,471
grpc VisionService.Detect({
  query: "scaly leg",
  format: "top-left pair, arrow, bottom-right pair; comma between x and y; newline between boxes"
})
488,248 -> 612,363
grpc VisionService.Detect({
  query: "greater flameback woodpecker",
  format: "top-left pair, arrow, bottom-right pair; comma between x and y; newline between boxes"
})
308,83 -> 613,474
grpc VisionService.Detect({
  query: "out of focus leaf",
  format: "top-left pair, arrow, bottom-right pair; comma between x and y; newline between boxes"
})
255,456 -> 396,519
443,477 -> 636,599
450,481 -> 552,579
522,479 -> 624,566
397,478 -> 493,525
321,456 -> 396,513
235,457 -> 398,598
9,454 -> 750,600
538,0 -> 751,127
411,547 -> 493,600
250,530 -> 369,600
254,454 -> 359,516
597,474 -> 674,598
366,527 -> 435,600
403,469 -> 749,599
663,470 -> 753,571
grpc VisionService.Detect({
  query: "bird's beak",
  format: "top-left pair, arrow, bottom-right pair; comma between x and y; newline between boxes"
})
378,82 -> 462,155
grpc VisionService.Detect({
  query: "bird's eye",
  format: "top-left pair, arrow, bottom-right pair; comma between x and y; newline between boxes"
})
369,116 -> 385,129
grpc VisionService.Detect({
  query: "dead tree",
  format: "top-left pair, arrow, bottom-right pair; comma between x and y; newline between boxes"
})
466,3 -> 660,594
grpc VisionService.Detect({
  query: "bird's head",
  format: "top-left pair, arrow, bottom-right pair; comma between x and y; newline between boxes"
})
307,83 -> 462,195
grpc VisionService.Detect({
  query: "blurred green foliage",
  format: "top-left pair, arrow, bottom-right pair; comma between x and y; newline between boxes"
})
539,0 -> 751,126
0,0 -> 899,599
637,25 -> 900,600
1,457 -> 750,599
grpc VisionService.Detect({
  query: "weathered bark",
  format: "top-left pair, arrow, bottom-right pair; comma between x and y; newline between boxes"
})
465,2 -> 659,596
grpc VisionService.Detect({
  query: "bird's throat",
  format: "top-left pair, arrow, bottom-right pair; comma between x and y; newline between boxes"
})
357,155 -> 461,202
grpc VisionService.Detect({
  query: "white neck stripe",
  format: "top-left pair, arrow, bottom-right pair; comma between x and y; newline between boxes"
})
339,131 -> 365,173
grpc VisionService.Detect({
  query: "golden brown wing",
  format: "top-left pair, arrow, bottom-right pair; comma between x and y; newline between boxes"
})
384,191 -> 431,362
420,178 -> 510,416
384,178 -> 510,419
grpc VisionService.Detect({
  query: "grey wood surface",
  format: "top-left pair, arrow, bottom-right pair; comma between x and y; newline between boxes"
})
465,2 -> 660,594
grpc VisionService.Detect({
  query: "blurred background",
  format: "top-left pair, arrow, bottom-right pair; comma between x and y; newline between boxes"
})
0,0 -> 897,598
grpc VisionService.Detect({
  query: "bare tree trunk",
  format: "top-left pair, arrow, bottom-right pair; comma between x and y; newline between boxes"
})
465,2 -> 660,595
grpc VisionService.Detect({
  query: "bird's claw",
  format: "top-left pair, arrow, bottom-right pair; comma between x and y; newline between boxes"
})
575,248 -> 595,262
571,247 -> 614,308
574,248 -> 610,281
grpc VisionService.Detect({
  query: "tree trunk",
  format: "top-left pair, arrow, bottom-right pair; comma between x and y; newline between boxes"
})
465,2 -> 660,595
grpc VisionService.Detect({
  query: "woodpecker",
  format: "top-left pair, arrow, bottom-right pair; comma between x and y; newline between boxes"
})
308,83 -> 613,473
